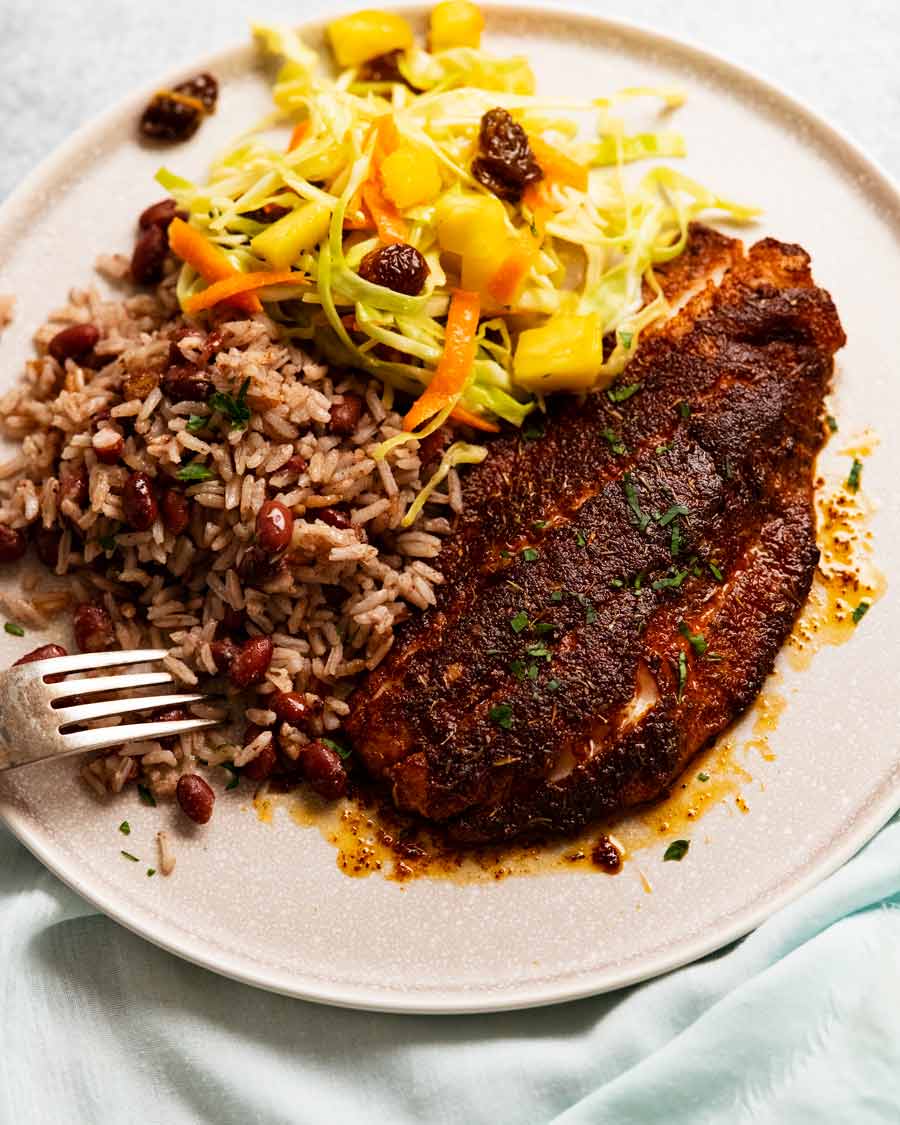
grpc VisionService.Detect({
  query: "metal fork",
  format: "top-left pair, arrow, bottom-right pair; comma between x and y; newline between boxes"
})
0,649 -> 221,771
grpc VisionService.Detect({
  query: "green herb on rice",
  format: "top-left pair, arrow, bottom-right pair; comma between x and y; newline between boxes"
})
4,622 -> 24,637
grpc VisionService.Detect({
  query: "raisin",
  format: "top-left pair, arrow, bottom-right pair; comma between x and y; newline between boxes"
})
139,73 -> 218,143
358,243 -> 429,296
472,107 -> 543,204
122,369 -> 160,401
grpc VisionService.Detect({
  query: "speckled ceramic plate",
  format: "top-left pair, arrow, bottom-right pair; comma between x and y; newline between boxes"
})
0,3 -> 898,1014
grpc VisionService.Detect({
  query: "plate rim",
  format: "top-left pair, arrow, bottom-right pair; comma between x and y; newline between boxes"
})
1,0 -> 899,1014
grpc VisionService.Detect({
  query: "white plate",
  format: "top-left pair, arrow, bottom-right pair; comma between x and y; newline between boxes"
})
0,4 -> 898,1014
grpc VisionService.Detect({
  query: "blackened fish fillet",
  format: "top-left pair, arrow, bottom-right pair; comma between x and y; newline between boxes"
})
346,225 -> 846,842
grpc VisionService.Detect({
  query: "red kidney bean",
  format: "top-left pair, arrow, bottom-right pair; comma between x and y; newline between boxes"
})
35,527 -> 62,569
122,471 -> 158,531
210,637 -> 239,674
317,507 -> 352,530
270,691 -> 316,727
91,428 -> 124,465
160,488 -> 190,536
0,525 -> 27,563
176,774 -> 214,824
298,740 -> 348,800
161,364 -> 212,403
153,705 -> 187,749
138,198 -> 177,231
48,323 -> 100,364
73,603 -> 115,653
241,725 -> 277,782
221,606 -> 245,635
281,454 -> 308,477
328,394 -> 363,436
122,369 -> 160,401
228,635 -> 273,689
13,643 -> 68,666
60,463 -> 88,508
237,546 -> 283,586
131,224 -> 168,285
256,500 -> 294,554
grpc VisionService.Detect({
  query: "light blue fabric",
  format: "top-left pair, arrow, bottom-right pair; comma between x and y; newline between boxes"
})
2,813 -> 900,1123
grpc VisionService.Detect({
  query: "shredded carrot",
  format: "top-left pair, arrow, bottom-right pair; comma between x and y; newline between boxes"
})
529,136 -> 589,191
404,290 -> 481,431
449,405 -> 501,432
347,115 -> 406,240
487,232 -> 538,306
287,120 -> 310,152
183,270 -> 308,314
168,218 -> 261,314
361,181 -> 408,244
522,183 -> 553,237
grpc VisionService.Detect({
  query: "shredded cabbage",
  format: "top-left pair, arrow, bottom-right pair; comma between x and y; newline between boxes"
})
161,15 -> 759,436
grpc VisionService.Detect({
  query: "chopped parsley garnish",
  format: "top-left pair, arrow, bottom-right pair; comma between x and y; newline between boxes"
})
708,561 -> 724,583
652,569 -> 688,591
678,620 -> 708,656
219,763 -> 240,790
670,523 -> 683,557
663,839 -> 690,862
602,428 -> 627,455
574,529 -> 587,548
655,442 -> 672,455
676,650 -> 688,700
657,503 -> 689,527
527,664 -> 539,680
623,474 -> 650,532
546,679 -> 561,692
322,737 -> 352,760
176,460 -> 215,483
678,401 -> 691,420
209,377 -> 251,430
610,578 -> 624,589
532,519 -> 548,530
98,532 -> 119,553
526,642 -> 552,659
697,772 -> 710,783
826,414 -> 838,433
4,622 -> 24,637
489,703 -> 513,730
847,458 -> 863,493
550,590 -> 563,603
521,547 -> 540,562
633,572 -> 645,592
851,601 -> 871,625
510,659 -> 527,681
146,868 -> 156,877
500,549 -> 511,559
120,851 -> 140,863
607,382 -> 641,404
137,784 -> 157,807
523,420 -> 545,442
618,330 -> 634,350
533,622 -> 556,635
576,594 -> 598,625
510,610 -> 530,634
118,821 -> 131,836
186,414 -> 209,433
